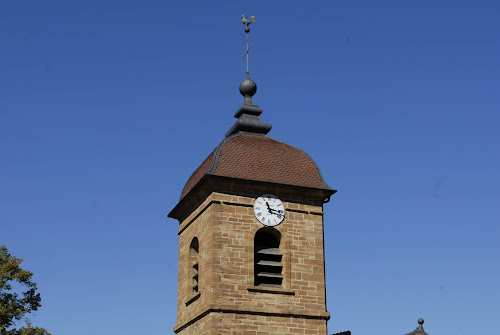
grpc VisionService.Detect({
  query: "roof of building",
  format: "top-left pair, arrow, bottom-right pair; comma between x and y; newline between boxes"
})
332,331 -> 351,335
173,67 -> 336,205
179,132 -> 332,200
405,318 -> 428,335
176,71 -> 334,202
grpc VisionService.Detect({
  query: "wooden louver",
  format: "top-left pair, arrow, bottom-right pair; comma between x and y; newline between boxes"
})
255,245 -> 283,287
190,238 -> 199,293
192,262 -> 199,292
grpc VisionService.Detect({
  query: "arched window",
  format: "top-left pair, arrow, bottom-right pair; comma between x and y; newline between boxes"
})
189,237 -> 199,293
254,228 -> 282,287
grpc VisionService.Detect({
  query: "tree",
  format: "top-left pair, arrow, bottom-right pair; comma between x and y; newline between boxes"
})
0,246 -> 51,335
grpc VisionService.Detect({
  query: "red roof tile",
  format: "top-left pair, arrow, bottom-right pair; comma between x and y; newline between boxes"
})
180,133 -> 331,200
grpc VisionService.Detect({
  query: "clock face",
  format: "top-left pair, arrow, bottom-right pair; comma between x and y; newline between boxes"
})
253,194 -> 285,226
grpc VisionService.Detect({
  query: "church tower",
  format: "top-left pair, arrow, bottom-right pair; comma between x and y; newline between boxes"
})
168,17 -> 336,335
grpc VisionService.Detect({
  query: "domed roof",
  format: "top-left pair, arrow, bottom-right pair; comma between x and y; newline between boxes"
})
180,133 -> 332,200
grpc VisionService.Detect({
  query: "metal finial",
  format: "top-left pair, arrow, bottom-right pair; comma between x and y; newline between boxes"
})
242,15 -> 255,33
242,15 -> 255,75
226,15 -> 270,138
404,318 -> 428,335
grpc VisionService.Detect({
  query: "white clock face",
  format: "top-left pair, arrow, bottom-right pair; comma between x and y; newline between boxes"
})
253,194 -> 285,226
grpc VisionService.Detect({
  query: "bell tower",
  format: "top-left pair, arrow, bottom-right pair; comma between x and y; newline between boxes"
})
168,16 -> 336,335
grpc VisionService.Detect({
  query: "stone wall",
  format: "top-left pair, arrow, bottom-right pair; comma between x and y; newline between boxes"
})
174,187 -> 329,335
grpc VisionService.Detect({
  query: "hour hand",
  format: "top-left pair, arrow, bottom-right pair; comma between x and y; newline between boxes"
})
266,202 -> 273,214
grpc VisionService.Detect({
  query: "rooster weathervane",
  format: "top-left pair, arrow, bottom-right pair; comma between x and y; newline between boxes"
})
242,15 -> 256,75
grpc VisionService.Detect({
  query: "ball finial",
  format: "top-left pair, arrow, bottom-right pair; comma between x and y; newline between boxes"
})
418,318 -> 424,325
239,76 -> 257,97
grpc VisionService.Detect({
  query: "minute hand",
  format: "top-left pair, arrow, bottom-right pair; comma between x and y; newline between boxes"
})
268,208 -> 282,215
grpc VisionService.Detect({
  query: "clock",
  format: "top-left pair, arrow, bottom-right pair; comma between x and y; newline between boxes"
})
253,194 -> 285,226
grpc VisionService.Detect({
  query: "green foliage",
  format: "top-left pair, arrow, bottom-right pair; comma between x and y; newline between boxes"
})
0,246 -> 51,335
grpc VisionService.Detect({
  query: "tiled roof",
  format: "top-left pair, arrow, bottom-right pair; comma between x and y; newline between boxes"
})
179,133 -> 332,200
179,149 -> 215,201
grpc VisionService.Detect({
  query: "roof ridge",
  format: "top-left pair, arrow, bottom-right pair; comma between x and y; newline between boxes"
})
209,132 -> 243,175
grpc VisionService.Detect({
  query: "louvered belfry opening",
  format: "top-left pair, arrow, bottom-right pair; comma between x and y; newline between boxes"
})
189,237 -> 199,293
254,228 -> 283,287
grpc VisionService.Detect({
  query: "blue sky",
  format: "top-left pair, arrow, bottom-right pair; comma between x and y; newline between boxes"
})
1,1 -> 499,334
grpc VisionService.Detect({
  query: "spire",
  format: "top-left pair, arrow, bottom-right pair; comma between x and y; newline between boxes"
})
405,318 -> 428,335
225,15 -> 272,138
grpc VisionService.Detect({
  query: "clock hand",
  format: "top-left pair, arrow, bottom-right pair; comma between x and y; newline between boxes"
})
272,210 -> 283,219
266,202 -> 273,214
268,207 -> 283,215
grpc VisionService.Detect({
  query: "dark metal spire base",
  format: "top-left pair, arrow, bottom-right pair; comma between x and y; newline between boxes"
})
226,75 -> 272,138
225,101 -> 272,138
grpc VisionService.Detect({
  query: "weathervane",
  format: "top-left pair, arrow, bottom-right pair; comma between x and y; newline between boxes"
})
242,15 -> 255,75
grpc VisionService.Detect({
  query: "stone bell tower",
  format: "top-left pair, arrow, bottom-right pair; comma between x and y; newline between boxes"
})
168,16 -> 336,335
